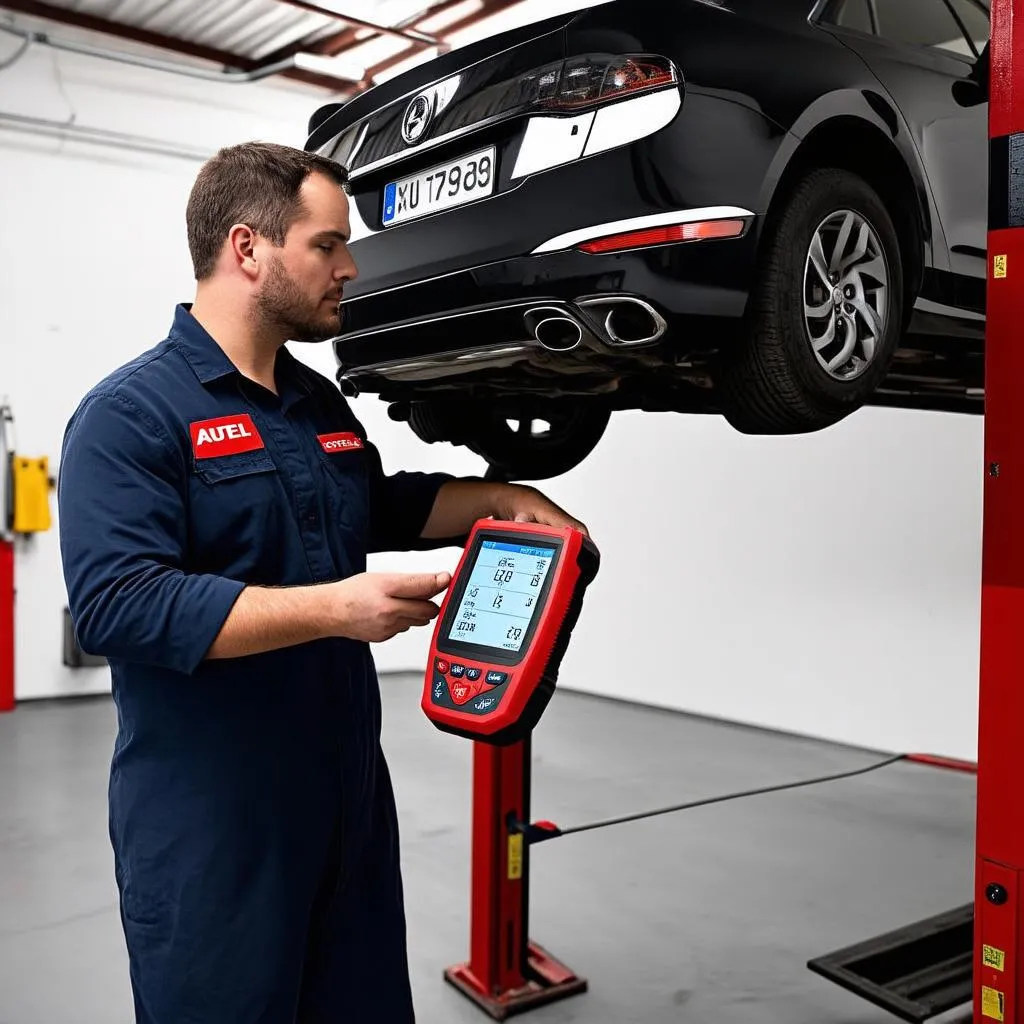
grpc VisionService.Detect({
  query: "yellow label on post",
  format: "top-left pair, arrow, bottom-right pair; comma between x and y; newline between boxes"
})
995,254 -> 1008,278
507,833 -> 523,880
982,986 -> 1005,1021
12,456 -> 52,533
984,945 -> 1007,971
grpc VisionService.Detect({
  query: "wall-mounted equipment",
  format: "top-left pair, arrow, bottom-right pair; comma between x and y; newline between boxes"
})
1,401 -> 54,537
12,456 -> 52,534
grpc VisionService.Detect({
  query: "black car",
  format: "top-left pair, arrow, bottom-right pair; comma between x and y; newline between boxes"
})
305,0 -> 990,480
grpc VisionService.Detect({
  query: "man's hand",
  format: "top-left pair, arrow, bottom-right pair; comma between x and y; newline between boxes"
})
493,484 -> 589,537
330,571 -> 452,643
206,571 -> 452,660
421,480 -> 589,542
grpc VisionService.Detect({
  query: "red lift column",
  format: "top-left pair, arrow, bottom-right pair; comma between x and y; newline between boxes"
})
0,539 -> 12,713
977,2 -> 1024,1021
445,735 -> 587,1019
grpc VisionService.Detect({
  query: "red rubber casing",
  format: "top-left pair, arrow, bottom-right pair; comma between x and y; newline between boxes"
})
422,519 -> 599,745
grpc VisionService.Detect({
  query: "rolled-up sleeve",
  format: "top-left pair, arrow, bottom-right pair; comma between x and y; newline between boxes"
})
58,390 -> 245,675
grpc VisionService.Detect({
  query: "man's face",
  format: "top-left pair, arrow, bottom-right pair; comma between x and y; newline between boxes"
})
253,171 -> 358,343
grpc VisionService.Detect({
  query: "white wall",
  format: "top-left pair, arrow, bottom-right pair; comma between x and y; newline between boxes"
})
0,22 -> 341,699
352,402 -> 984,763
0,15 -> 985,761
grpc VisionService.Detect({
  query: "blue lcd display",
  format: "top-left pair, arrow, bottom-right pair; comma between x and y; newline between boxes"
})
446,540 -> 557,653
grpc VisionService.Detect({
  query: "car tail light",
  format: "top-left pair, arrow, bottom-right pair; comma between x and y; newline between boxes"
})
522,53 -> 678,112
577,219 -> 747,254
557,55 -> 677,108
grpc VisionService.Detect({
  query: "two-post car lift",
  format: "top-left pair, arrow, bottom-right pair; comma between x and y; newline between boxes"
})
440,2 -> 1024,1021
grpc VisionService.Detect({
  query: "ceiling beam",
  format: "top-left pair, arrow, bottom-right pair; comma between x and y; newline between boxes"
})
353,0 -> 526,91
0,0 -> 345,91
260,0 -> 468,65
274,1 -> 440,46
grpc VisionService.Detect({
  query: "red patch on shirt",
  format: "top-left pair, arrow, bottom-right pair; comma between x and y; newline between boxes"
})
318,432 -> 364,454
190,415 -> 264,459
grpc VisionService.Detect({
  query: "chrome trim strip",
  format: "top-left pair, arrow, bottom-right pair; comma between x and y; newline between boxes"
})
531,206 -> 755,254
913,297 -> 986,322
341,113 -> 512,180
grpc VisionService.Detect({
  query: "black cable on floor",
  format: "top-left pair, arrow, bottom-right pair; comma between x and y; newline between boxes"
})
520,753 -> 910,844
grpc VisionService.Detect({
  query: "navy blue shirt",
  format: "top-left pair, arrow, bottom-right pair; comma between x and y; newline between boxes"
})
60,303 -> 452,675
57,305 -> 454,874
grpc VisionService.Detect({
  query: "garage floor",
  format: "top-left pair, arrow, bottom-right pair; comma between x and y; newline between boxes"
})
0,673 -> 976,1024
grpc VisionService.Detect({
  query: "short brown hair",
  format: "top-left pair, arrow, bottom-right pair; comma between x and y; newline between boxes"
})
186,141 -> 349,280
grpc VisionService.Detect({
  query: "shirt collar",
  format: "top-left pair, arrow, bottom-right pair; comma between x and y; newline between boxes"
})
170,303 -> 237,384
170,303 -> 312,410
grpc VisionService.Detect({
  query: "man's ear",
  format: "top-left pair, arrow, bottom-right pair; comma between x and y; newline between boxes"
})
227,224 -> 259,279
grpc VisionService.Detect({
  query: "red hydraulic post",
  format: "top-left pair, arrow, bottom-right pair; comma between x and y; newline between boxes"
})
445,735 -> 587,1019
0,539 -> 11,713
977,1 -> 1024,1021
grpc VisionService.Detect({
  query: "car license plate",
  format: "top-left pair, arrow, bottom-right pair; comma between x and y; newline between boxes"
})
382,146 -> 495,227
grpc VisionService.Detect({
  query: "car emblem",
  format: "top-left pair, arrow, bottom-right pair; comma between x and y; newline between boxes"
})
402,92 -> 433,145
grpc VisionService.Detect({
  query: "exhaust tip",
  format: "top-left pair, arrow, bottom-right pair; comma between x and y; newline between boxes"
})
524,307 -> 584,352
535,316 -> 583,352
579,297 -> 667,346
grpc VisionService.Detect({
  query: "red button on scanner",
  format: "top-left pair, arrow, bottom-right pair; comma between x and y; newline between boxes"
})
436,659 -> 450,675
450,680 -> 476,705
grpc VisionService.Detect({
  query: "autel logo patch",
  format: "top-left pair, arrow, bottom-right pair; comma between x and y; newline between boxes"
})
318,432 -> 365,454
190,415 -> 264,459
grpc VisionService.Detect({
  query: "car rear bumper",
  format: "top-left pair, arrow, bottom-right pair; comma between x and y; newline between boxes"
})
333,226 -> 760,392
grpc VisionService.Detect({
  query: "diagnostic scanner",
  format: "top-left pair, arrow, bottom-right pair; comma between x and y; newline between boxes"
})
422,519 -> 599,745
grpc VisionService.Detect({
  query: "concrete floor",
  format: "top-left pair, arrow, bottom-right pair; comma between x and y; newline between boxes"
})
0,673 -> 976,1024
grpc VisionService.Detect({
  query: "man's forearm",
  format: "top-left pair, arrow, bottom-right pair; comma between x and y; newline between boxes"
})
205,584 -> 333,660
419,480 -> 519,540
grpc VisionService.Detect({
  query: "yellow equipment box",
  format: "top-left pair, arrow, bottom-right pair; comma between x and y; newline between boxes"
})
12,456 -> 52,533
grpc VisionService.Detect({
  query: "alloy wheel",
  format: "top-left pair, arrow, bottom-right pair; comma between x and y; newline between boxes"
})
803,210 -> 889,382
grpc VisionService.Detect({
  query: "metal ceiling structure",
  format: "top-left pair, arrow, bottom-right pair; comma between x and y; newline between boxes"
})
0,0 -> 534,95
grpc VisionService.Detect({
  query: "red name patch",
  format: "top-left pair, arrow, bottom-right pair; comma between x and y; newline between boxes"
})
190,415 -> 264,459
318,432 -> 364,454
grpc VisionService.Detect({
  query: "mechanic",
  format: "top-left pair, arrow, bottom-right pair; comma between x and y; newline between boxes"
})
57,141 -> 586,1024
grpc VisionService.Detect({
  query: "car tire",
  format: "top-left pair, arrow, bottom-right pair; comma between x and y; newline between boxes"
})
407,398 -> 611,481
719,167 -> 904,434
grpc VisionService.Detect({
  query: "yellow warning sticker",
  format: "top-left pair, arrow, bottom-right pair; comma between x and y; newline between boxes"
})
995,254 -> 1008,279
984,945 -> 1007,972
982,985 -> 1005,1021
507,834 -> 523,880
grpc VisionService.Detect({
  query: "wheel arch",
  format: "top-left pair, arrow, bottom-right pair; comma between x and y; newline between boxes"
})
756,98 -> 941,325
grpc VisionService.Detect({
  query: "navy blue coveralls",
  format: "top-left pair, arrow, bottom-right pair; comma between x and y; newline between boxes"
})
58,304 -> 455,1023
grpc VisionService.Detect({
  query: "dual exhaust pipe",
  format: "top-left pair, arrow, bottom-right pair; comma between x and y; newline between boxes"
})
523,297 -> 667,353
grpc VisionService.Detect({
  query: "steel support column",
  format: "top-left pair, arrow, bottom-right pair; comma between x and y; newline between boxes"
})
444,737 -> 587,1019
976,2 -> 1024,1021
